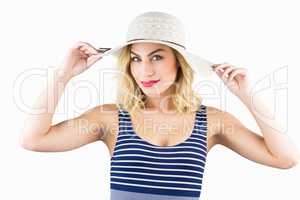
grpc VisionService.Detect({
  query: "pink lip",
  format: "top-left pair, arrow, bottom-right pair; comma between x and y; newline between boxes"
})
141,79 -> 160,87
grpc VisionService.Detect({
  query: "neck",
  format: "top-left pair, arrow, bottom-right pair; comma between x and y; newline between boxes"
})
145,97 -> 175,112
143,85 -> 176,113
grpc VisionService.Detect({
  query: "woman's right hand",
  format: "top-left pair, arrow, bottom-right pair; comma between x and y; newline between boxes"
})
58,41 -> 105,81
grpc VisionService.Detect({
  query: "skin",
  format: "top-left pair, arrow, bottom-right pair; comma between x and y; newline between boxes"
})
20,41 -> 299,170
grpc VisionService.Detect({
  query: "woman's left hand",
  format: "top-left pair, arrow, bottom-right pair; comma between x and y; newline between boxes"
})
213,63 -> 250,97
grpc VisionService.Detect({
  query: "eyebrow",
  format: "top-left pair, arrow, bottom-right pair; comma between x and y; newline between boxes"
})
130,48 -> 165,57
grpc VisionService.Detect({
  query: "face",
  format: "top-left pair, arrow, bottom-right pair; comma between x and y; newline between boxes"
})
129,42 -> 179,98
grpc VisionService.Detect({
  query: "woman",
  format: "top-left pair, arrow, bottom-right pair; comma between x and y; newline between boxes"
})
20,11 -> 299,200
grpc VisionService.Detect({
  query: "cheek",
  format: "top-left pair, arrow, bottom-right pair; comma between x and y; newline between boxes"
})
129,65 -> 144,87
129,65 -> 139,79
161,63 -> 178,79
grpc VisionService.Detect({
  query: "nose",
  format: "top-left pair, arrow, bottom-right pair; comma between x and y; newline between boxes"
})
141,61 -> 155,76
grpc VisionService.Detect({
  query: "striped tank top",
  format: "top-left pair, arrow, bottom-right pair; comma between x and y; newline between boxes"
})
110,105 -> 208,200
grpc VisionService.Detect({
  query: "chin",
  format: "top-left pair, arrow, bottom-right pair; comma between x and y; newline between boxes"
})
141,84 -> 172,98
142,88 -> 162,97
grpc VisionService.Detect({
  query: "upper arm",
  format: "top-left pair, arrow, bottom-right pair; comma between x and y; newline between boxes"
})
212,107 -> 285,169
24,103 -> 118,152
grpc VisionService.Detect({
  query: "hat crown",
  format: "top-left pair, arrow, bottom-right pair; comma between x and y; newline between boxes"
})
126,11 -> 186,48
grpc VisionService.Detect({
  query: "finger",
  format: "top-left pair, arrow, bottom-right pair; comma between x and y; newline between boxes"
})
212,62 -> 228,68
89,46 -> 99,55
228,68 -> 246,82
86,53 -> 103,68
228,69 -> 240,82
84,49 -> 93,56
80,42 -> 99,54
78,50 -> 89,58
73,41 -> 89,49
212,63 -> 223,71
78,45 -> 96,57
75,41 -> 98,54
222,66 -> 234,80
79,45 -> 87,51
214,63 -> 232,72
83,45 -> 98,55
79,45 -> 92,53
215,65 -> 233,76
212,63 -> 220,69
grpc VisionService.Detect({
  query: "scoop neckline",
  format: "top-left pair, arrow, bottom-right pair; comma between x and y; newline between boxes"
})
125,108 -> 199,148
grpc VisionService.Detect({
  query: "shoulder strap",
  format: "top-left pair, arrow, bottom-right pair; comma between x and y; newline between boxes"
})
117,108 -> 134,137
194,104 -> 207,136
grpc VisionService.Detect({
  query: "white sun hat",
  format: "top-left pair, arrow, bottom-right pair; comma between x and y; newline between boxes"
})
99,11 -> 214,77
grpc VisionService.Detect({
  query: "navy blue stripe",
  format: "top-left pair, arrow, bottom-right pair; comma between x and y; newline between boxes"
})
111,167 -> 204,179
111,172 -> 203,184
113,150 -> 206,162
115,138 -> 207,152
114,144 -> 206,154
113,155 -> 205,167
111,161 -> 205,173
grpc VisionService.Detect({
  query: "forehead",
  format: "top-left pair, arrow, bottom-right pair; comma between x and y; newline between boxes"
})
130,42 -> 172,53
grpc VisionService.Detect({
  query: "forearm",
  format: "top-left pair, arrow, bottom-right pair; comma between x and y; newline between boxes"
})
21,68 -> 70,142
239,92 -> 299,165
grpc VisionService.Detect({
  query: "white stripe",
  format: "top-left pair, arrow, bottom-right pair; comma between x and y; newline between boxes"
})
114,148 -> 206,160
189,137 -> 206,143
111,165 -> 204,175
117,133 -> 207,144
111,160 -> 205,169
117,138 -> 207,150
194,128 -> 207,133
115,142 -> 207,153
118,122 -> 131,124
195,117 -> 207,120
194,124 -> 207,128
117,133 -> 135,137
184,142 -> 207,150
119,115 -> 206,120
111,175 -> 202,186
117,134 -> 206,144
111,171 -> 202,181
113,154 -> 205,164
119,126 -> 133,128
111,181 -> 201,192
118,130 -> 134,132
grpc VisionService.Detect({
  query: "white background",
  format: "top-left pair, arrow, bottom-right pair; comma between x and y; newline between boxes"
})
1,0 -> 299,199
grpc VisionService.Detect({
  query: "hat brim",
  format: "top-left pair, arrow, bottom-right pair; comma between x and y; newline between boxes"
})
100,39 -> 214,77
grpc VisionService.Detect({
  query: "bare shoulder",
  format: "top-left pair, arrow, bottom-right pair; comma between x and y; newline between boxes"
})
206,105 -> 245,146
78,103 -> 119,143
205,105 -> 231,150
91,103 -> 119,144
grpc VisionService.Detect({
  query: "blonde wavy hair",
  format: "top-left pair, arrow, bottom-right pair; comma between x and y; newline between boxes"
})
115,44 -> 202,114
